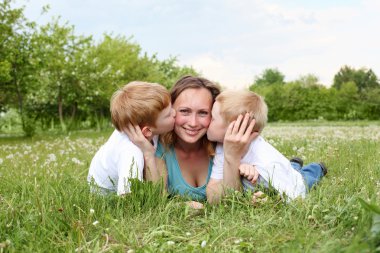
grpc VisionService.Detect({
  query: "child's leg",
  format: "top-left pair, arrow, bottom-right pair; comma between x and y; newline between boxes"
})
241,177 -> 257,192
290,162 -> 324,190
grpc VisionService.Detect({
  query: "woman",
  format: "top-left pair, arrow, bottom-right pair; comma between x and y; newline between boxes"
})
155,76 -> 220,201
127,75 -> 256,201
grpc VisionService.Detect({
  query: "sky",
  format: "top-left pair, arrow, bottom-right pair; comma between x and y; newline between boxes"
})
16,0 -> 380,89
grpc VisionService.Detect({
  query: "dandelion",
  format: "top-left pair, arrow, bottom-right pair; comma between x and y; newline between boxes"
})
234,239 -> 243,244
90,208 -> 95,214
0,158 -> 3,165
92,220 -> 99,226
71,157 -> 83,165
6,154 -> 14,159
185,232 -> 191,236
47,154 -> 57,162
201,240 -> 207,248
167,241 -> 175,246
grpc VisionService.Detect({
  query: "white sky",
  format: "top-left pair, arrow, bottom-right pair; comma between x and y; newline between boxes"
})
17,0 -> 380,89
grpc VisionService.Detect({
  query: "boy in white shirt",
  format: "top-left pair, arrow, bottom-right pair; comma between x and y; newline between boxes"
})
206,90 -> 327,202
87,81 -> 176,195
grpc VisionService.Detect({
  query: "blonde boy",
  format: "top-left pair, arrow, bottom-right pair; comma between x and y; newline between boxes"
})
87,81 -> 175,195
206,90 -> 326,202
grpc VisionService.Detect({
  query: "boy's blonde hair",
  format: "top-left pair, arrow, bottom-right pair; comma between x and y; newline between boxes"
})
110,81 -> 170,131
216,90 -> 268,133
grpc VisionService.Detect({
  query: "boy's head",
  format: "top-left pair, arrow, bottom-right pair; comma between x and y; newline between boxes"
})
111,81 -> 175,138
207,90 -> 268,143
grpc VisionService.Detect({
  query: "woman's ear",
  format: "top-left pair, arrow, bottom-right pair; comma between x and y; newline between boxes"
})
141,126 -> 152,138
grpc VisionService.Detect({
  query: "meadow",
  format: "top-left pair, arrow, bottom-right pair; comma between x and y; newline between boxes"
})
1,122 -> 379,252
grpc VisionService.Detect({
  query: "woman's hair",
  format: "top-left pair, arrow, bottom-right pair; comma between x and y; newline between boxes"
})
161,75 -> 221,155
110,81 -> 170,132
216,90 -> 268,133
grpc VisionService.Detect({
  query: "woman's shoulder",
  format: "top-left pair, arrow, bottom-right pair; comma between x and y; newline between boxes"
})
155,141 -> 174,158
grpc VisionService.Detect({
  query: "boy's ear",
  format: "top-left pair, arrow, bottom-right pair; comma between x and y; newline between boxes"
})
141,126 -> 152,138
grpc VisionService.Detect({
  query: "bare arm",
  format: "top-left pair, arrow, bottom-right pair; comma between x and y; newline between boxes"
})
206,113 -> 258,204
222,113 -> 258,190
206,178 -> 224,204
124,124 -> 161,182
154,157 -> 168,187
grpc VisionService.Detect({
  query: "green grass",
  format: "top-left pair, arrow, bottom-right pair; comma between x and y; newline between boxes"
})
1,122 -> 379,252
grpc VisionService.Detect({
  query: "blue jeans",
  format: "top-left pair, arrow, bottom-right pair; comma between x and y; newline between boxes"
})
241,162 -> 324,192
290,162 -> 324,190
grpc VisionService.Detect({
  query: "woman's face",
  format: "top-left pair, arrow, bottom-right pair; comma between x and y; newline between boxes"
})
173,88 -> 213,144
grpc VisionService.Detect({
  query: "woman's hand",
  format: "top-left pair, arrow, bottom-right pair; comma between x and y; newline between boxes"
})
239,163 -> 259,184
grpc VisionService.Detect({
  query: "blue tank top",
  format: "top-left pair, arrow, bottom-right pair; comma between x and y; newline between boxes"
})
155,142 -> 213,201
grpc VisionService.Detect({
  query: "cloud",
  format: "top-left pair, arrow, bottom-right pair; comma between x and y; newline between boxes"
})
17,0 -> 380,88
182,54 -> 255,90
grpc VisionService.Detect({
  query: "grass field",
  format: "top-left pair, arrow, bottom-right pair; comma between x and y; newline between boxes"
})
1,122 -> 380,252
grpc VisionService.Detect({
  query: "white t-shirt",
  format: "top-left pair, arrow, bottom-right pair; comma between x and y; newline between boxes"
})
211,136 -> 306,200
87,130 -> 158,195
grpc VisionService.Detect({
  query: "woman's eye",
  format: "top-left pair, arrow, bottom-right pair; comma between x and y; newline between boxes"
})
179,109 -> 190,114
199,111 -> 209,116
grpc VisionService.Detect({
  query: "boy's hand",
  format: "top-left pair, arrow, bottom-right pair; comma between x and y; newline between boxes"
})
124,124 -> 155,155
223,113 -> 258,159
239,163 -> 259,184
222,113 -> 259,190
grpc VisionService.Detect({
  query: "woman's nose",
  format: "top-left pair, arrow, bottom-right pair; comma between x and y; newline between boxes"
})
188,114 -> 198,126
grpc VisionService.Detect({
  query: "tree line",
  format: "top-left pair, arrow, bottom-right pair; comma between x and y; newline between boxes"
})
250,68 -> 380,122
1,1 -> 380,136
0,1 -> 197,135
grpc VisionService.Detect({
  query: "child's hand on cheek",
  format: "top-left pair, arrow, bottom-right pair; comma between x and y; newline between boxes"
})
223,113 -> 258,159
124,124 -> 155,155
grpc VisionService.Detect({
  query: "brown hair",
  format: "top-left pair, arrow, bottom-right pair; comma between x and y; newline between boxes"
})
216,90 -> 268,133
161,75 -> 221,155
110,81 -> 170,132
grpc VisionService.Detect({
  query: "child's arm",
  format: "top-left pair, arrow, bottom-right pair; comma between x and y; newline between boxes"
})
124,124 -> 161,182
223,113 -> 258,190
239,164 -> 259,185
206,178 -> 224,204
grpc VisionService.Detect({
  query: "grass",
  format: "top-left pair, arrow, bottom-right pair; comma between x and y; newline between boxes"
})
1,122 -> 379,252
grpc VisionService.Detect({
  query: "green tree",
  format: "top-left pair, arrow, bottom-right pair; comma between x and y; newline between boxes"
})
251,68 -> 285,87
296,74 -> 321,87
0,0 -> 38,135
333,66 -> 379,92
31,18 -> 92,132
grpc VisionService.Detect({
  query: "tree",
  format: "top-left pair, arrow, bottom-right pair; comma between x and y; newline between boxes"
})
251,68 -> 285,87
296,74 -> 321,87
0,0 -> 38,135
31,18 -> 92,132
333,66 -> 379,92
